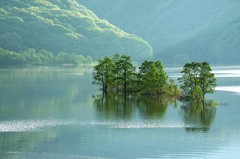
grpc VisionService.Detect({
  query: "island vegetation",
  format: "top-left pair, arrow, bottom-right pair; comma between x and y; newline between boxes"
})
0,47 -> 93,66
92,54 -> 217,101
178,62 -> 216,101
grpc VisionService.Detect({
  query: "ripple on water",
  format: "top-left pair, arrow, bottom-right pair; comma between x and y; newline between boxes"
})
0,119 -> 206,132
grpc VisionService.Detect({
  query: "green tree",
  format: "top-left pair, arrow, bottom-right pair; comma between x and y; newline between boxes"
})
138,60 -> 155,94
138,60 -> 168,96
155,60 -> 168,96
192,85 -> 203,100
199,62 -> 216,99
112,54 -> 122,93
22,48 -> 42,65
38,49 -> 54,64
178,62 -> 216,100
117,55 -> 136,95
178,62 -> 198,98
0,48 -> 25,65
167,78 -> 180,97
92,56 -> 115,95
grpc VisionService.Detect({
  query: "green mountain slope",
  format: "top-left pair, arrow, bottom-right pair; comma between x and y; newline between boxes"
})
79,0 -> 240,65
0,0 -> 152,62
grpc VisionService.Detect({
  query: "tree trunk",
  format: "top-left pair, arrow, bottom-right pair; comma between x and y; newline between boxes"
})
123,71 -> 127,96
102,82 -> 105,97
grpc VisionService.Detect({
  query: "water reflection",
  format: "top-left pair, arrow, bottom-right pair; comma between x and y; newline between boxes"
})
93,94 -> 176,120
180,100 -> 217,132
136,96 -> 176,119
1,67 -> 237,158
93,94 -> 134,120
94,94 -> 218,132
0,67 -> 94,120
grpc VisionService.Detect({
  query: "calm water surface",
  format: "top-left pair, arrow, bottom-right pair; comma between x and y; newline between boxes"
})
0,66 -> 240,159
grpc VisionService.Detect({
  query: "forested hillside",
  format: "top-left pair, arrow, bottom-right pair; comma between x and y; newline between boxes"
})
79,0 -> 240,65
0,0 -> 152,65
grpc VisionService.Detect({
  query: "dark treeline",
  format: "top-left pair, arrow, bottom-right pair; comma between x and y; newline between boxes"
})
0,48 -> 93,66
93,54 -> 217,101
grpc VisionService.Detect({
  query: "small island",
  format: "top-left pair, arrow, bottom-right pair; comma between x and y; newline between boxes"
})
92,54 -> 217,102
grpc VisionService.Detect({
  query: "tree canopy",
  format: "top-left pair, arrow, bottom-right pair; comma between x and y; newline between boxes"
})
178,62 -> 216,100
93,57 -> 216,101
92,54 -> 180,97
138,60 -> 168,96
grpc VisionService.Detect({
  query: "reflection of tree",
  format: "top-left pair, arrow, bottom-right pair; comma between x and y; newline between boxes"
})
180,100 -> 217,132
93,94 -> 175,120
93,94 -> 134,120
137,96 -> 175,119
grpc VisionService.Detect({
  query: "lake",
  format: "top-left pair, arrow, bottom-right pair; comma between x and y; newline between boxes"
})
0,66 -> 240,159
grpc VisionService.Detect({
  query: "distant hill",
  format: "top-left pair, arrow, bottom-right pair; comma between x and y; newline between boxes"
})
162,19 -> 240,64
0,0 -> 152,63
79,0 -> 240,65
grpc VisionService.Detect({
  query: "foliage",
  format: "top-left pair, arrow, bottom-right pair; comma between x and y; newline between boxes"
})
0,48 -> 25,65
93,54 -> 136,96
93,57 -> 216,101
93,54 -> 179,97
92,56 -> 115,95
192,85 -> 203,101
138,60 -> 168,96
0,48 -> 93,66
178,62 -> 216,100
116,55 -> 137,94
0,0 -> 152,62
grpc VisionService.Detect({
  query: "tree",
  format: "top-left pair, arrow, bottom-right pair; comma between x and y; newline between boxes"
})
178,62 -> 198,98
138,60 -> 155,94
117,55 -> 137,96
92,54 -> 137,96
92,56 -> 115,95
154,60 -> 168,96
192,85 -> 203,100
167,78 -> 180,97
112,54 -> 122,93
138,60 -> 168,96
178,62 -> 216,100
199,62 -> 216,99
